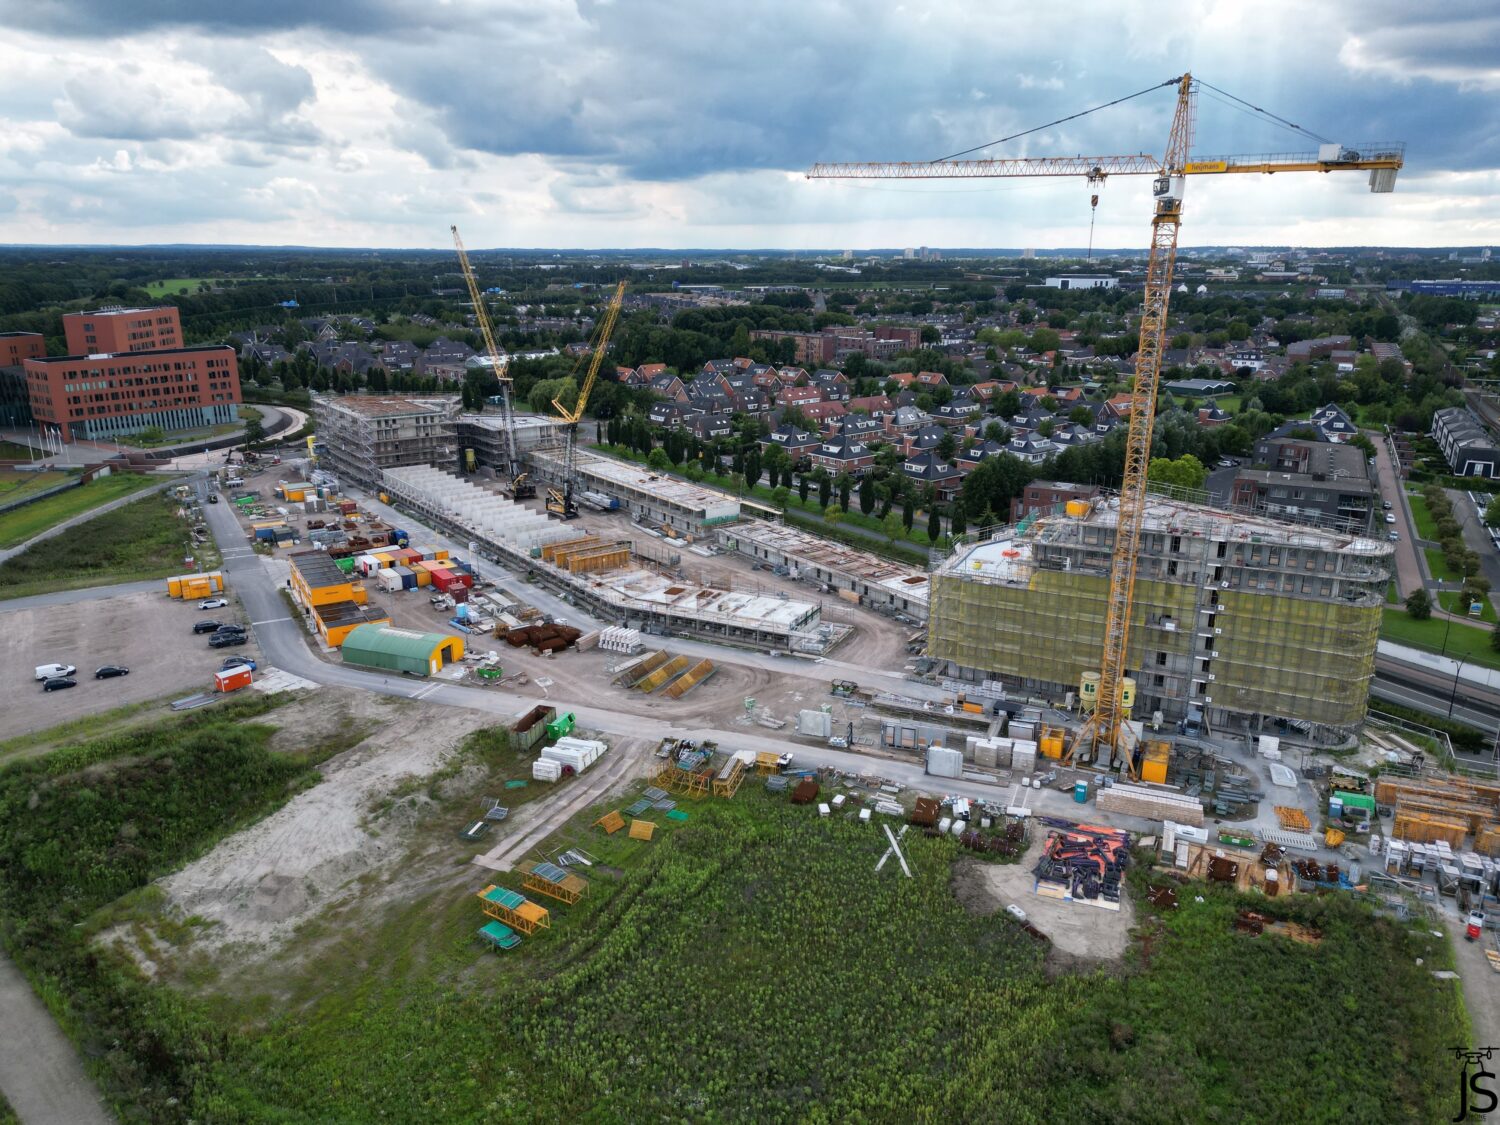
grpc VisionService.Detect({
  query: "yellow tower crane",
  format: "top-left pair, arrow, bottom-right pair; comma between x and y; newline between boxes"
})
547,280 -> 627,519
451,225 -> 534,497
809,74 -> 1403,771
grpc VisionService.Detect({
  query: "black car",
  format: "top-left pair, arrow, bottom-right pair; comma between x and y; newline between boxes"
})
94,665 -> 130,679
214,624 -> 247,636
42,677 -> 77,691
209,632 -> 248,648
220,656 -> 258,672
192,619 -> 224,634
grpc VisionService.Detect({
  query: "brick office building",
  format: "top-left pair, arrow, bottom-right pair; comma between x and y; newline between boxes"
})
24,345 -> 241,440
0,331 -> 46,427
62,306 -> 183,355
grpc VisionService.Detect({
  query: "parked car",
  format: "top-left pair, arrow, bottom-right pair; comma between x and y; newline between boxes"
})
1382,500 -> 1393,510
209,632 -> 248,648
94,665 -> 130,679
214,624 -> 247,636
1385,513 -> 1397,524
34,663 -> 77,680
220,656 -> 258,672
42,677 -> 77,692
198,597 -> 229,610
207,493 -> 219,504
192,620 -> 225,634
1388,532 -> 1400,542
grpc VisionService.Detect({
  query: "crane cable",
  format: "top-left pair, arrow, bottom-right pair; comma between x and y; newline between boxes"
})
931,76 -> 1182,163
1193,78 -> 1332,144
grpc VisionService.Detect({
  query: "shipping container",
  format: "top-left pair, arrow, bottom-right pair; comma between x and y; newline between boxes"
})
214,667 -> 253,693
377,567 -> 403,593
395,566 -> 417,591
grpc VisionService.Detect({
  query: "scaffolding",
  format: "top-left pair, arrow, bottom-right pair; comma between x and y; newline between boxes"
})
477,885 -> 551,935
929,497 -> 1392,733
315,397 -> 460,488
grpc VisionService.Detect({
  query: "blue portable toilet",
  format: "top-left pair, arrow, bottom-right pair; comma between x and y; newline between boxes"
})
1073,781 -> 1089,804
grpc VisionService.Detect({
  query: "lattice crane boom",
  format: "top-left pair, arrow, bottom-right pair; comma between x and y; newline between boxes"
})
548,281 -> 626,518
451,225 -> 522,483
808,74 -> 1402,770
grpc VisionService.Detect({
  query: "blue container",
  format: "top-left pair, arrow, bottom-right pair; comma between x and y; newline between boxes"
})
1073,781 -> 1089,804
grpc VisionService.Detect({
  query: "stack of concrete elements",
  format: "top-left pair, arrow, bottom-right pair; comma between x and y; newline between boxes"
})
598,626 -> 643,654
540,736 -> 608,775
383,465 -> 575,553
1010,739 -> 1038,776
926,745 -> 963,779
1096,782 -> 1204,827
966,735 -> 1015,770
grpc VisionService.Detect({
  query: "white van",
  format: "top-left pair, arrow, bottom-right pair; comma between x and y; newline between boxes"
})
35,663 -> 76,680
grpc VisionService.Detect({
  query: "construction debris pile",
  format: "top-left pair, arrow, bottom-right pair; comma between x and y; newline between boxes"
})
1033,822 -> 1131,908
504,622 -> 583,654
1166,746 -> 1263,818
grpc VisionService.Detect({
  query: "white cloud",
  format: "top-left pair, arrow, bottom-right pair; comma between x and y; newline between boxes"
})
0,3 -> 1490,247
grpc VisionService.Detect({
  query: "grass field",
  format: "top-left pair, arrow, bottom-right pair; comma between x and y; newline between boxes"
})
113,423 -> 239,449
1,760 -> 1460,1121
1438,590 -> 1498,623
1408,494 -> 1441,541
0,467 -> 72,496
1381,607 -> 1500,669
141,278 -> 217,298
0,472 -> 158,549
0,441 -> 42,461
1425,547 -> 1463,583
0,488 -> 210,600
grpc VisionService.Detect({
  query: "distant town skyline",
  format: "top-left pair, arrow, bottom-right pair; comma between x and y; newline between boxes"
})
0,0 -> 1494,249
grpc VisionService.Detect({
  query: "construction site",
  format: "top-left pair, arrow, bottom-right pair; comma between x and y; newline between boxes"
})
927,493 -> 1392,740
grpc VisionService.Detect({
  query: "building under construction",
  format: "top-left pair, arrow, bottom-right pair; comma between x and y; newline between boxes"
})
315,396 -> 461,488
928,495 -> 1393,737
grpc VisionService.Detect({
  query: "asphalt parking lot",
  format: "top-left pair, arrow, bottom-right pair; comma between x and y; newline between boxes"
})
4,589 -> 262,741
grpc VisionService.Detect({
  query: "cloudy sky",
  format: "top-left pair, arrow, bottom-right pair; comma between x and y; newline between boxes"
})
0,0 -> 1495,250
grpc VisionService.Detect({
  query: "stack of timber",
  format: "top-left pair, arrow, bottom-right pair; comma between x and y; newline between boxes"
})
1096,782 -> 1203,827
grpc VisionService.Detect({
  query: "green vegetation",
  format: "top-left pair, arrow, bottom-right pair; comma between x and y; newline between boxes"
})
0,718 -> 1465,1122
1408,493 -> 1440,541
0,489 -> 210,600
1438,590 -> 1497,622
0,472 -> 158,549
0,440 -> 41,461
142,277 -> 224,298
1425,547 -> 1462,583
1381,607 -> 1500,671
0,467 -> 72,500
0,696 -> 165,767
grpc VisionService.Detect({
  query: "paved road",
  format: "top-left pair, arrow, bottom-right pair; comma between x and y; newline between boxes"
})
0,579 -> 165,614
0,956 -> 113,1125
1375,427 -> 1424,597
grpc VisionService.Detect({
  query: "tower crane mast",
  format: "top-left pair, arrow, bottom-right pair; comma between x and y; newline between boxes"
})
451,225 -> 532,496
809,74 -> 1402,770
547,281 -> 627,519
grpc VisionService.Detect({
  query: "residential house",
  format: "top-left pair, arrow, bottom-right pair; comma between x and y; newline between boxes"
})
932,396 -> 982,425
760,424 -> 821,463
1197,404 -> 1231,428
636,362 -> 668,383
887,372 -> 917,390
954,440 -> 1008,472
687,414 -> 734,441
1285,335 -> 1353,363
903,423 -> 948,456
1011,481 -> 1099,521
846,394 -> 896,418
809,432 -> 876,474
838,415 -> 886,441
779,385 -> 824,410
649,372 -> 689,402
915,370 -> 949,389
1006,433 -> 1060,464
1309,403 -> 1359,443
1433,407 -> 1500,479
380,341 -> 420,372
801,401 -> 848,426
648,401 -> 690,427
900,452 -> 962,501
887,405 -> 928,437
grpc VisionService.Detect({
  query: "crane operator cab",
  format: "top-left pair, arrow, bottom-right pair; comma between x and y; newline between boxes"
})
1152,174 -> 1185,215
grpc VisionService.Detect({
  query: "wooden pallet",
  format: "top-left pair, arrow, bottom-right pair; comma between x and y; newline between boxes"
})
1274,806 -> 1311,832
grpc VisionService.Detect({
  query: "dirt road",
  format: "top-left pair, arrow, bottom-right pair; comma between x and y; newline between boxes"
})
0,953 -> 113,1125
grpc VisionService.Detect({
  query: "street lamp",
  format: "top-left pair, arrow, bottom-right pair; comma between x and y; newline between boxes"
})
1450,657 -> 1466,719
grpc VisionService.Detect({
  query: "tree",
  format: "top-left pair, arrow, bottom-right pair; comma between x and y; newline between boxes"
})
798,474 -> 810,503
824,504 -> 844,525
837,474 -> 852,512
902,497 -> 915,531
935,432 -> 958,462
647,447 -> 671,472
242,413 -> 265,447
1484,495 -> 1500,529
818,473 -> 832,509
950,505 -> 966,537
1404,588 -> 1432,621
744,448 -> 762,490
859,473 -> 875,516
1146,454 -> 1207,492
927,505 -> 942,542
771,485 -> 789,509
882,511 -> 905,539
1348,433 -> 1377,459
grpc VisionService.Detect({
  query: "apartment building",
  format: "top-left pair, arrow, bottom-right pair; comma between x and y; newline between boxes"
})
63,306 -> 183,354
315,395 -> 461,488
928,498 -> 1392,736
23,345 -> 241,440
